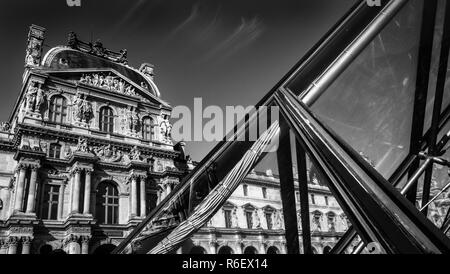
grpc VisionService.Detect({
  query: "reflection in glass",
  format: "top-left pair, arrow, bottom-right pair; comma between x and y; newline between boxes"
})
306,0 -> 423,178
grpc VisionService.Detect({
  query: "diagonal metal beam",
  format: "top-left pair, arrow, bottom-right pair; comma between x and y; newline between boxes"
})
296,142 -> 313,254
422,0 -> 450,214
275,87 -> 450,254
405,0 -> 438,203
276,120 -> 301,254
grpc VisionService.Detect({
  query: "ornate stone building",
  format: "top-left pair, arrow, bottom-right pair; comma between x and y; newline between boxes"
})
0,25 -> 191,254
182,169 -> 349,254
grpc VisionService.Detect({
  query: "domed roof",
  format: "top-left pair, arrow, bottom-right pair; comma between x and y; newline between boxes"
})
41,46 -> 160,97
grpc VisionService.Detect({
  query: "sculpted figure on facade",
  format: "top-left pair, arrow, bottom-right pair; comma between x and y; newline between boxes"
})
252,210 -> 261,229
94,144 -> 123,163
80,73 -> 138,97
117,49 -> 128,65
72,93 -> 93,124
129,146 -> 142,161
231,208 -> 239,228
159,115 -> 172,143
140,64 -> 155,81
64,145 -> 73,159
273,210 -> 284,229
75,137 -> 89,153
35,86 -> 46,112
25,37 -> 42,66
24,81 -> 46,115
25,83 -> 38,112
132,110 -> 140,134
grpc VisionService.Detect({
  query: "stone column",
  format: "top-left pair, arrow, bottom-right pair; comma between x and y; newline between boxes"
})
259,243 -> 266,254
81,236 -> 90,254
26,166 -> 39,213
83,170 -> 92,215
131,175 -> 138,217
58,183 -> 66,220
140,176 -> 146,217
14,165 -> 27,212
280,242 -> 287,254
72,168 -> 81,214
22,237 -> 32,254
209,241 -> 217,254
235,240 -> 243,254
65,235 -> 80,254
7,237 -> 18,254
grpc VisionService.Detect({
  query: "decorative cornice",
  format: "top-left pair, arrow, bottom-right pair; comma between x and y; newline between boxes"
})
14,124 -> 180,159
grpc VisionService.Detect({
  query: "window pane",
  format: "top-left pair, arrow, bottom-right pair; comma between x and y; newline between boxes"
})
305,0 -> 423,178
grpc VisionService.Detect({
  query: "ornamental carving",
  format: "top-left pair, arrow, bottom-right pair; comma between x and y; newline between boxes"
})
159,115 -> 172,144
24,81 -> 46,114
25,25 -> 45,66
72,93 -> 93,124
10,226 -> 33,235
79,73 -> 138,97
140,63 -> 155,81
75,137 -> 90,153
0,122 -> 10,132
67,32 -> 128,65
93,144 -> 123,163
129,146 -> 142,161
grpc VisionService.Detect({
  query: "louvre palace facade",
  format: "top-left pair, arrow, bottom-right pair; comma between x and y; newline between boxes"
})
0,24 -> 358,255
0,25 -> 194,254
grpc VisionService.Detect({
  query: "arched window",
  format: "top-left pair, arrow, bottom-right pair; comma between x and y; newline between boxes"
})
189,246 -> 207,254
142,117 -> 154,140
263,206 -> 275,230
96,182 -> 119,224
243,204 -> 256,229
99,107 -> 114,133
244,246 -> 258,254
48,143 -> 61,158
49,96 -> 68,124
267,246 -> 280,254
218,246 -> 234,254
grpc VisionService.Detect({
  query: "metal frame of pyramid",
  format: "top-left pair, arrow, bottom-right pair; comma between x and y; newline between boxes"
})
113,0 -> 450,254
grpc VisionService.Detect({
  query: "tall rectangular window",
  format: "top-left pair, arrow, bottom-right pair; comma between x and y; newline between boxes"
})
311,194 -> 316,204
49,96 -> 68,124
265,212 -> 273,230
224,209 -> 232,228
41,184 -> 60,220
243,184 -> 248,196
48,144 -> 61,159
245,211 -> 253,229
324,196 -> 329,206
262,187 -> 267,199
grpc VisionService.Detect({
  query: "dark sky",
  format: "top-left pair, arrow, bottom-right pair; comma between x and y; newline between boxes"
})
0,0 -> 355,162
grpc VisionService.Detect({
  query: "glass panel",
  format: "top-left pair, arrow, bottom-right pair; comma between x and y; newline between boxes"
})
300,0 -> 424,179
442,56 -> 450,113
424,0 -> 447,134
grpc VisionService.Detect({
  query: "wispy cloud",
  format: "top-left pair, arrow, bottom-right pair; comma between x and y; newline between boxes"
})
167,3 -> 200,40
104,0 -> 147,38
201,17 -> 265,63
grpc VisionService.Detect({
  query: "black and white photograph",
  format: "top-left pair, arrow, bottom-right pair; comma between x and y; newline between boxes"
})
0,0 -> 449,270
